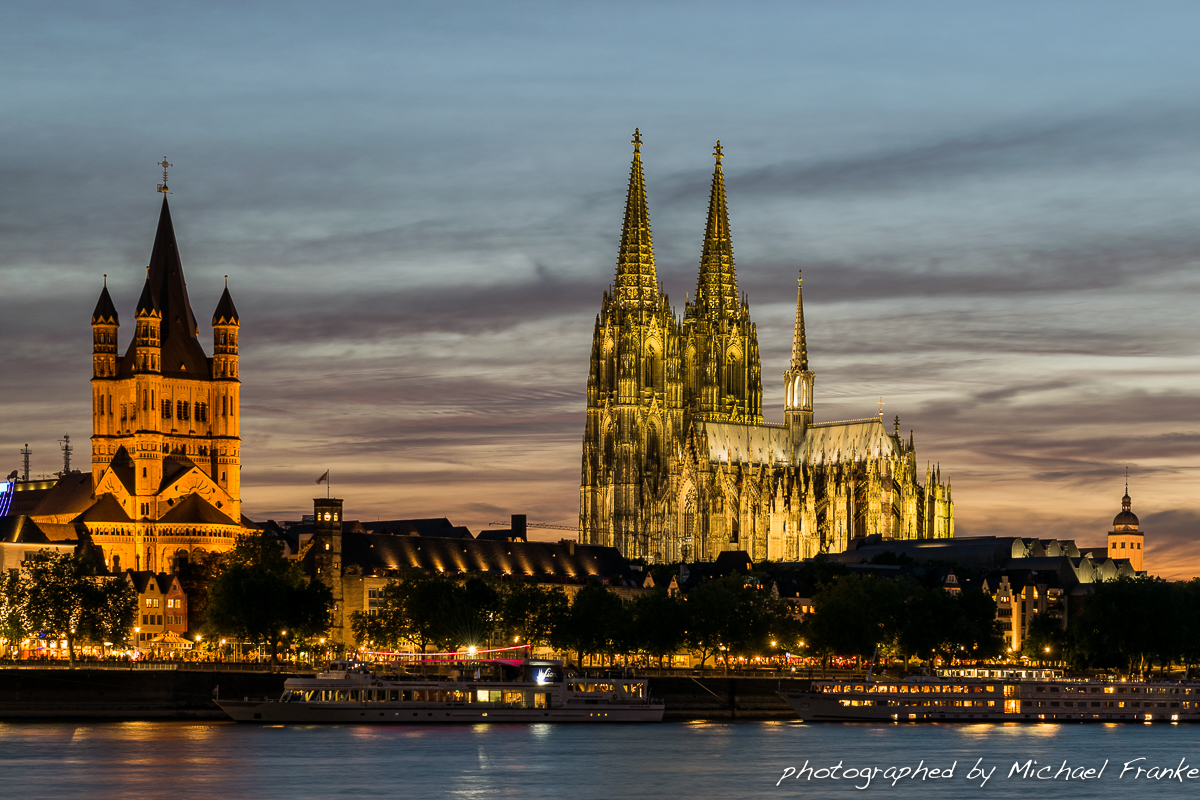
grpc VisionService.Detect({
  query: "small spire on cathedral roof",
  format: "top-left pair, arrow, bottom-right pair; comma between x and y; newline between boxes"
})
789,270 -> 808,371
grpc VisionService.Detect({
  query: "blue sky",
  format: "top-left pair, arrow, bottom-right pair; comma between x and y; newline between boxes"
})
4,1 -> 1200,575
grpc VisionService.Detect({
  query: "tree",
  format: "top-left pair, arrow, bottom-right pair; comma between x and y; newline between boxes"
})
0,569 -> 29,659
205,532 -> 333,663
629,589 -> 688,667
556,581 -> 627,665
350,572 -> 486,656
176,551 -> 226,635
500,581 -> 569,649
1022,612 -> 1066,663
23,550 -> 98,667
82,578 -> 137,652
684,574 -> 799,669
804,576 -> 902,667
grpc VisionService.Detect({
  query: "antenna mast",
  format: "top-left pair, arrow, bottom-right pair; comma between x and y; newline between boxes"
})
58,434 -> 72,476
20,444 -> 31,482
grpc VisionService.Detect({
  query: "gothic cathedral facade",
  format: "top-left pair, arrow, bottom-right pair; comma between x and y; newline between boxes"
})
65,196 -> 246,572
579,133 -> 954,563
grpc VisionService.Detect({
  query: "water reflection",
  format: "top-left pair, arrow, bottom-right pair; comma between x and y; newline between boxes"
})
0,721 -> 1197,798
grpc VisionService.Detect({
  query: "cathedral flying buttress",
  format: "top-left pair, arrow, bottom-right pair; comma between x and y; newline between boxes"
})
580,134 -> 954,564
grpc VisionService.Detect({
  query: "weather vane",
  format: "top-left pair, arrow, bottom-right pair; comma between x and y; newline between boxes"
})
157,157 -> 172,194
878,396 -> 884,419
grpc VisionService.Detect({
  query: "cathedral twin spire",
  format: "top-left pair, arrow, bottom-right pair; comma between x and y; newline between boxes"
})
613,132 -> 742,316
613,130 -> 660,307
695,141 -> 740,319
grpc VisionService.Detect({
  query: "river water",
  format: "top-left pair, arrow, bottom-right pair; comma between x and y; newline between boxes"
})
2,720 -> 1200,799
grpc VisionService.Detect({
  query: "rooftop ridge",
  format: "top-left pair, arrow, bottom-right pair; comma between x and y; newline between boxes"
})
810,417 -> 883,427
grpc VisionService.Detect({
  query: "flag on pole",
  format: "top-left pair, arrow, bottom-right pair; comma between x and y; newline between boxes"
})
316,470 -> 329,484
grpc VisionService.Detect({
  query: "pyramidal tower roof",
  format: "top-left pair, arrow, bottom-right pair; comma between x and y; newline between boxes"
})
613,129 -> 659,307
121,197 -> 210,377
135,271 -> 161,317
213,282 -> 240,325
790,270 -> 808,371
91,279 -> 119,325
695,141 -> 739,318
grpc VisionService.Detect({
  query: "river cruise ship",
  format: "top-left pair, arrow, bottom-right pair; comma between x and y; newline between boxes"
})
217,659 -> 664,724
780,668 -> 1200,723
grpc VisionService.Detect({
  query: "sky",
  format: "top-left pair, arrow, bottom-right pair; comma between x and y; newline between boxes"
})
3,1 -> 1200,577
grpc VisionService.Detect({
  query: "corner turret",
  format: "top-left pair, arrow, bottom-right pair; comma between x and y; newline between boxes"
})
91,276 -> 119,379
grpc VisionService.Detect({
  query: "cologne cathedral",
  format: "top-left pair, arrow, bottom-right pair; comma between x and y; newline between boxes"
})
579,133 -> 954,563
27,189 -> 246,573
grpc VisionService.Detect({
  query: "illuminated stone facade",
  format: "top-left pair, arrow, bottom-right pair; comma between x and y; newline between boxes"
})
580,134 -> 954,563
63,197 -> 245,572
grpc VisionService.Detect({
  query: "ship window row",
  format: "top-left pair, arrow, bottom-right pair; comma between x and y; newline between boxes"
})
284,689 -> 551,707
1036,686 -> 1189,694
840,699 -> 997,708
1028,700 -> 1186,709
820,684 -> 995,694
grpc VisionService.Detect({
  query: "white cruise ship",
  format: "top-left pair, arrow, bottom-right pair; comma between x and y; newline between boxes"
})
217,659 -> 664,724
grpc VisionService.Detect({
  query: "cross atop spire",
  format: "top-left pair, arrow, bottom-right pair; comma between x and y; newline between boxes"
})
789,270 -> 808,370
157,157 -> 172,194
694,140 -> 738,318
613,130 -> 658,307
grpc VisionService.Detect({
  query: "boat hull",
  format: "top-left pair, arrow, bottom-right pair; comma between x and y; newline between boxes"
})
216,699 -> 664,724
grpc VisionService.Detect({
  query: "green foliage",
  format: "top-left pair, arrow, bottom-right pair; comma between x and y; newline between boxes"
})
1021,612 -> 1066,662
0,569 -> 30,657
350,571 -> 495,653
205,532 -> 333,661
176,551 -> 226,634
804,576 -> 1002,665
685,575 -> 799,666
23,550 -> 97,665
629,590 -> 688,667
557,580 -> 629,658
17,550 -> 138,664
1068,577 -> 1200,676
501,581 -> 569,648
805,576 -> 903,661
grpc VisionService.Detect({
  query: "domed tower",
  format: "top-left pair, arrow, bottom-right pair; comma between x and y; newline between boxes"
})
1109,480 -> 1144,572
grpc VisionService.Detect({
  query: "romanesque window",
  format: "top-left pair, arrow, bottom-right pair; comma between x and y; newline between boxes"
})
222,395 -> 228,416
161,399 -> 172,419
195,402 -> 207,422
177,400 -> 190,421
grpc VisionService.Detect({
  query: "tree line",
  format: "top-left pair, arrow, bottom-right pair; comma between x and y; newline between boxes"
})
1030,577 -> 1200,677
799,572 -> 1004,670
350,571 -> 801,667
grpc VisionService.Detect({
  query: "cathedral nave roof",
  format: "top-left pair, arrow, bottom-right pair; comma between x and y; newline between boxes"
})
801,419 -> 901,465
